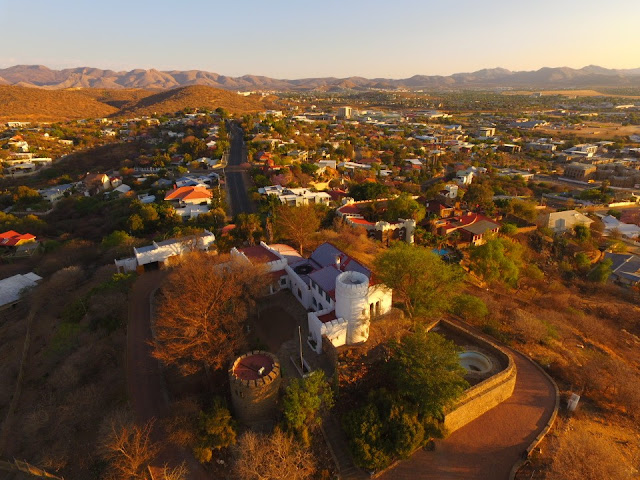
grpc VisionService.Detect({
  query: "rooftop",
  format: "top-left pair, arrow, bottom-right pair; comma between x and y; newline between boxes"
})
233,353 -> 276,381
239,244 -> 280,264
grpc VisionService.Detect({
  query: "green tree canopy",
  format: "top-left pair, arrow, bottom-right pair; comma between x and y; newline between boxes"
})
588,258 -> 612,284
385,193 -> 426,223
283,370 -> 334,446
349,182 -> 389,201
373,243 -> 464,320
470,235 -> 524,288
387,328 -> 468,420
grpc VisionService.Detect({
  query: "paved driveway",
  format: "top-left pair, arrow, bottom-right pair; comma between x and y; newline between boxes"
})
127,271 -> 211,480
380,326 -> 557,480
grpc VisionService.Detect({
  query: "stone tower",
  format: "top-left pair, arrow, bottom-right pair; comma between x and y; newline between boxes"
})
335,270 -> 370,345
229,350 -> 281,425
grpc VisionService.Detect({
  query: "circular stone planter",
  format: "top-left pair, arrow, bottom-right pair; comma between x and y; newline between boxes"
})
459,351 -> 493,375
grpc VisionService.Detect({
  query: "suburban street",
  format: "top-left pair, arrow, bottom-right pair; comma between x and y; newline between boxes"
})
225,122 -> 256,216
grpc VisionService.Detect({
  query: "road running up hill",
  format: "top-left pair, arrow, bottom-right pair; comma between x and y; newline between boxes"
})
225,123 -> 256,217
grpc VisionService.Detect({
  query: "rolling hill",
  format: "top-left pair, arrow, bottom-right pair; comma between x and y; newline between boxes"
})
1,64 -> 640,92
0,85 -> 267,122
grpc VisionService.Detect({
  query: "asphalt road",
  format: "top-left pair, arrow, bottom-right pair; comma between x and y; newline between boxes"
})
225,123 -> 256,217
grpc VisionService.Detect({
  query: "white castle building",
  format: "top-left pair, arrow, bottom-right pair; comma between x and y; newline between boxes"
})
232,242 -> 392,353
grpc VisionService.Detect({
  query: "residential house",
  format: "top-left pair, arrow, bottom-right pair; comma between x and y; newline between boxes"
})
0,272 -> 42,311
234,242 -> 393,354
164,186 -> 212,205
114,231 -> 216,273
604,252 -> 640,286
38,184 -> 74,203
83,173 -> 111,195
0,230 -> 37,256
259,185 -> 331,206
545,210 -> 593,232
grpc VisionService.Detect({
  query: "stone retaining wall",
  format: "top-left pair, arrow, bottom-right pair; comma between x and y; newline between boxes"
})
439,320 -> 517,434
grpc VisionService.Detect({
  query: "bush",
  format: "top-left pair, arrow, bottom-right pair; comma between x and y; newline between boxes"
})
451,294 -> 489,321
192,397 -> 236,463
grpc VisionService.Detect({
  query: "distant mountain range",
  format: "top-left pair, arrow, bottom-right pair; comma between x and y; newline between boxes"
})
2,65 -> 640,91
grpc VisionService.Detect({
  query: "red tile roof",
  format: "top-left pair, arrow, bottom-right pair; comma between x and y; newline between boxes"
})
0,230 -> 36,247
239,245 -> 280,264
164,186 -> 212,201
318,311 -> 338,324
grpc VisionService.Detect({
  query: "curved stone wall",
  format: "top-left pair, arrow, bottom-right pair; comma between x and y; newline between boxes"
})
438,320 -> 517,434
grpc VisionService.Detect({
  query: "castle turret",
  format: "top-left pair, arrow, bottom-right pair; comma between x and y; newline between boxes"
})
403,218 -> 416,244
335,270 -> 370,344
229,351 -> 281,426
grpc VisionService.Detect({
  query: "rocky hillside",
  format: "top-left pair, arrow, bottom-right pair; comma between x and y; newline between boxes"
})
1,64 -> 640,91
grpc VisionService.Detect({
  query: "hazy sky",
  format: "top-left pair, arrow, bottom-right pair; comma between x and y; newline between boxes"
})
1,0 -> 639,78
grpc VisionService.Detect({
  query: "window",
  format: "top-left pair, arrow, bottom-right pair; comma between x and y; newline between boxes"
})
280,278 -> 287,286
298,288 -> 302,299
325,291 -> 330,302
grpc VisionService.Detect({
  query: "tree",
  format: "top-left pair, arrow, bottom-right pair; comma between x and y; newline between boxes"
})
373,243 -> 464,320
387,328 -> 468,420
192,397 -> 237,463
470,235 -> 524,288
574,223 -> 591,242
153,252 -> 268,375
507,199 -> 538,222
283,370 -> 334,445
450,294 -> 489,321
385,193 -> 426,223
102,230 -> 134,249
101,415 -> 159,480
349,182 -> 389,201
276,205 -> 321,255
233,429 -> 315,480
234,213 -> 262,246
464,182 -> 494,212
588,258 -> 612,284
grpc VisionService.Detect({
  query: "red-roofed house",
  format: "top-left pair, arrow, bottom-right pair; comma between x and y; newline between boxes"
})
164,186 -> 212,205
0,230 -> 38,256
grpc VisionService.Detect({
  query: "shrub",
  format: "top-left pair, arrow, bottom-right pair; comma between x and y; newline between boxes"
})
450,294 -> 489,321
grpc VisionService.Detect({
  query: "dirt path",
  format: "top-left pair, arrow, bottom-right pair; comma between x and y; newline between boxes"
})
127,270 -> 211,480
380,322 -> 557,480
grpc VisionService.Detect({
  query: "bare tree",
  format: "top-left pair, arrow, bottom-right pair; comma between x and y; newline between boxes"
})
276,205 -> 321,255
152,252 -> 268,375
101,413 -> 159,480
233,429 -> 315,480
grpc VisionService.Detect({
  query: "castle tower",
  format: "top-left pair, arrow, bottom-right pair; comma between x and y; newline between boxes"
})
403,218 -> 416,244
229,351 -> 281,426
335,270 -> 370,345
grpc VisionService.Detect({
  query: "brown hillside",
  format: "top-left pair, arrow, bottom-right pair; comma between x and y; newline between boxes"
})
0,85 -> 119,122
0,85 -> 265,122
117,85 -> 265,116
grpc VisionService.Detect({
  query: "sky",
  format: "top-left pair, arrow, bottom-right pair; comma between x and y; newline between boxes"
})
1,0 -> 639,79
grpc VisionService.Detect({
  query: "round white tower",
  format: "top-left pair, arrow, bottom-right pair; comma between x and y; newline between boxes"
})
335,270 -> 370,345
403,219 -> 417,244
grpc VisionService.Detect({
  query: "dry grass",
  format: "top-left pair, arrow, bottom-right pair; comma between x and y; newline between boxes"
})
536,121 -> 640,140
0,84 -> 266,122
505,89 -> 640,99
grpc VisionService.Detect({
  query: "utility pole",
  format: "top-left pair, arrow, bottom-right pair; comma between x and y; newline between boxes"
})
298,325 -> 304,374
